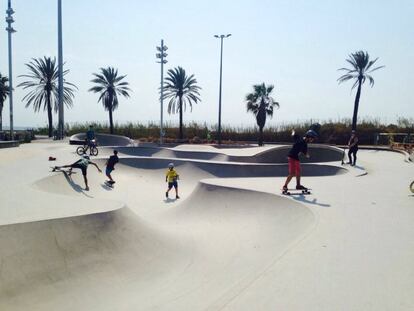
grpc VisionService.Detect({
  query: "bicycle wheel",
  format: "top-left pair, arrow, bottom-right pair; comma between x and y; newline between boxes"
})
410,181 -> 414,193
76,146 -> 86,155
90,146 -> 99,156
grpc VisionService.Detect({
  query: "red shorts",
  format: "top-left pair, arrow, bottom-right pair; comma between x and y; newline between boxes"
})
288,157 -> 301,175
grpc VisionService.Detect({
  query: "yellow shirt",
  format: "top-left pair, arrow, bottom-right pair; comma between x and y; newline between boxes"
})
166,169 -> 179,183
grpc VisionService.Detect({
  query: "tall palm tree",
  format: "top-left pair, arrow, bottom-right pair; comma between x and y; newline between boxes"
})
163,66 -> 201,140
0,73 -> 9,132
246,83 -> 279,146
18,57 -> 77,137
338,51 -> 384,131
89,67 -> 131,134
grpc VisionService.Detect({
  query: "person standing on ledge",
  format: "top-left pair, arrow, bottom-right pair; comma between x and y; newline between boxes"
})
347,130 -> 359,166
283,129 -> 318,192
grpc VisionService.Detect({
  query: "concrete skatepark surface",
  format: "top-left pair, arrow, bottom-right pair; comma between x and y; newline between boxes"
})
0,139 -> 413,310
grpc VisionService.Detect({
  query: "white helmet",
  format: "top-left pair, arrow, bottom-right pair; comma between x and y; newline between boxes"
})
168,162 -> 174,168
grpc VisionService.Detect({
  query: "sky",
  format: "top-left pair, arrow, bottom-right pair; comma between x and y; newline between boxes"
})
0,0 -> 413,129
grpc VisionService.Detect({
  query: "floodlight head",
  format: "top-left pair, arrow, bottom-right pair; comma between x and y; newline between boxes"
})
156,46 -> 162,52
163,46 -> 168,51
226,34 -> 232,37
214,35 -> 219,38
156,53 -> 162,58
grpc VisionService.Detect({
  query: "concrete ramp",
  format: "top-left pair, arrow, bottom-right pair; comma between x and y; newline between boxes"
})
0,181 -> 314,310
118,156 -> 346,177
0,207 -> 184,311
106,144 -> 343,164
228,144 -> 344,163
69,133 -> 134,146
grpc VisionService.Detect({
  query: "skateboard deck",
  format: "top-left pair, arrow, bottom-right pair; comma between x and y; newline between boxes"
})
105,180 -> 115,188
282,188 -> 311,195
50,167 -> 76,174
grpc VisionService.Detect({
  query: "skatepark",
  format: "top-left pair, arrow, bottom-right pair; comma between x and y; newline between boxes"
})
0,137 -> 413,311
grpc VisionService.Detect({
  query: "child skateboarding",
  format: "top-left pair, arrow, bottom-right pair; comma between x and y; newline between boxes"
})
53,155 -> 102,191
105,150 -> 119,187
282,128 -> 318,194
165,162 -> 180,199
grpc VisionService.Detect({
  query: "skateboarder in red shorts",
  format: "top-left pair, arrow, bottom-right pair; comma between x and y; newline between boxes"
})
283,129 -> 318,192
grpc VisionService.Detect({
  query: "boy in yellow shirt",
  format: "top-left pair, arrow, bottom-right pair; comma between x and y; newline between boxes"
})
165,162 -> 180,199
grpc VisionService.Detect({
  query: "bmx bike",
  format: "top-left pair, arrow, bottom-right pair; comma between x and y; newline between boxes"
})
76,139 -> 98,156
410,180 -> 414,194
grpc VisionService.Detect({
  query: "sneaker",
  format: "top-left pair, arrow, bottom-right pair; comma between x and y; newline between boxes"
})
165,192 -> 168,198
296,185 -> 307,190
85,186 -> 90,191
176,195 -> 180,199
283,185 -> 288,191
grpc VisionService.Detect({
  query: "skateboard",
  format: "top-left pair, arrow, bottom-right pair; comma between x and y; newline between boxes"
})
282,188 -> 311,195
50,167 -> 76,174
105,180 -> 115,188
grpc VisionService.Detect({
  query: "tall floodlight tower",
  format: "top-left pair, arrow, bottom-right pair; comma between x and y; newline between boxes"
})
214,34 -> 231,145
6,0 -> 16,140
156,40 -> 168,145
57,0 -> 64,139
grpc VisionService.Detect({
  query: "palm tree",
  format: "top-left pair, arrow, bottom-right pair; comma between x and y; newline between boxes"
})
163,66 -> 201,140
246,83 -> 279,146
338,51 -> 384,131
18,57 -> 77,137
0,73 -> 9,132
89,67 -> 131,134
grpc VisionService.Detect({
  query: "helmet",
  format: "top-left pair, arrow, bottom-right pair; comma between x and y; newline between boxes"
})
83,155 -> 90,160
168,162 -> 174,168
305,129 -> 318,138
309,123 -> 321,133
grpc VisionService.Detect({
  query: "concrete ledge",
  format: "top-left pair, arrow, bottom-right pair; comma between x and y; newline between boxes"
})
0,140 -> 20,148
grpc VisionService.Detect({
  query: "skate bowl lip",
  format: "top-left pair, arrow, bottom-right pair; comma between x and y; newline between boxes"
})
112,155 -> 348,177
100,143 -> 345,164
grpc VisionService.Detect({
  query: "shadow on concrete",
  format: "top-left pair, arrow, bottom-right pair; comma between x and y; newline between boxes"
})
164,197 -> 178,204
292,195 -> 331,207
101,183 -> 113,191
61,171 -> 93,198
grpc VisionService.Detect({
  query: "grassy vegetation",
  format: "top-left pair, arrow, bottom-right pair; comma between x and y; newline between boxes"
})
33,117 -> 414,145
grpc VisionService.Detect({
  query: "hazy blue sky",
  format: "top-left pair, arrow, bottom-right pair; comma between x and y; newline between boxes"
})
0,0 -> 413,128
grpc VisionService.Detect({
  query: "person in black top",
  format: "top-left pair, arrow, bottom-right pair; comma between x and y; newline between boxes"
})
53,155 -> 102,191
347,130 -> 358,166
105,150 -> 119,184
283,129 -> 318,192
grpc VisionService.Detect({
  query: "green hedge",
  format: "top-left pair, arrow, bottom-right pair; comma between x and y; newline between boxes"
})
32,117 -> 414,145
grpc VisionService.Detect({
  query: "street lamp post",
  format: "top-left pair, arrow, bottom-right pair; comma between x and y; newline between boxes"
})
156,40 -> 168,145
214,34 -> 231,145
57,0 -> 64,139
6,0 -> 16,140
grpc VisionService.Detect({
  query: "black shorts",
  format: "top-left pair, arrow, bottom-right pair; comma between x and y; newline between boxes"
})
71,163 -> 87,176
168,181 -> 178,189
